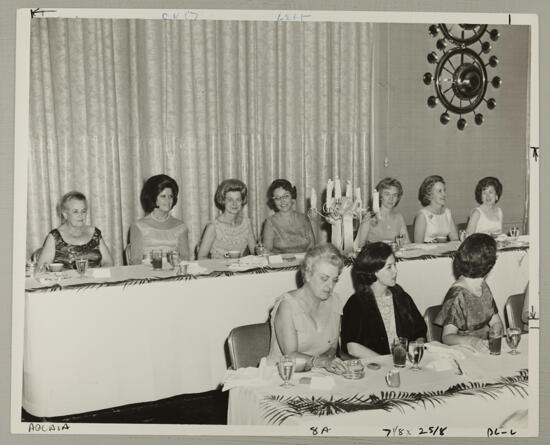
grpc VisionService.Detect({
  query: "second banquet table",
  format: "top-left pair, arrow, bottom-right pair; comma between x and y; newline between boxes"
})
22,239 -> 529,417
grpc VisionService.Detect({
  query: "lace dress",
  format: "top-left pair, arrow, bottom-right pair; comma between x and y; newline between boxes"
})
50,228 -> 103,269
209,217 -> 254,259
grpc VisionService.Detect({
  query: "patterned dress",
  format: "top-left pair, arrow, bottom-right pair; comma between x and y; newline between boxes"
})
435,281 -> 498,339
50,228 -> 103,269
209,216 -> 254,259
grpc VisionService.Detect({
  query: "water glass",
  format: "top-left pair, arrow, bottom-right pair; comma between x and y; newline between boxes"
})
395,234 -> 405,249
509,226 -> 520,241
391,337 -> 408,368
487,323 -> 503,355
255,243 -> 266,256
459,230 -> 467,242
385,368 -> 401,388
151,250 -> 163,270
342,359 -> 365,380
277,356 -> 295,388
506,328 -> 522,355
75,258 -> 88,277
168,251 -> 180,269
408,340 -> 425,370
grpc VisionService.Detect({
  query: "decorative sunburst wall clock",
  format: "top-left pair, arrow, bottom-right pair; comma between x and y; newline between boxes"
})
423,24 -> 501,130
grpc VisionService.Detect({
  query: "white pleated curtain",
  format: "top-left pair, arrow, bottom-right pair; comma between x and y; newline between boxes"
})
28,18 -> 374,263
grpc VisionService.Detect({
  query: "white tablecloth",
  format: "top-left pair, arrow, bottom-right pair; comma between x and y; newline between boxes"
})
22,248 -> 529,417
227,337 -> 530,434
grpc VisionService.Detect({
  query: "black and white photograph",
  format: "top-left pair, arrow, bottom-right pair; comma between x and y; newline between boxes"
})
10,6 -> 540,438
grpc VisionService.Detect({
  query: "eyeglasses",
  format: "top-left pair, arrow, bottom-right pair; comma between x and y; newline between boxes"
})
273,194 -> 292,202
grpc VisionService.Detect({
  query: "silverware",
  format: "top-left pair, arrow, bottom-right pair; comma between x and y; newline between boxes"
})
453,359 -> 463,376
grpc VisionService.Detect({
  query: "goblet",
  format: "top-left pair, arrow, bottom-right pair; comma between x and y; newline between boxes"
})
408,340 -> 425,370
277,356 -> 296,388
506,328 -> 522,355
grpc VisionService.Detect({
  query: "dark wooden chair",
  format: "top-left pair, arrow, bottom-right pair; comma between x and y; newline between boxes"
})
504,293 -> 526,331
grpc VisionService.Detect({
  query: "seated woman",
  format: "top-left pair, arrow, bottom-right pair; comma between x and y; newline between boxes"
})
341,242 -> 426,357
197,178 -> 256,259
129,174 -> 190,264
37,191 -> 113,270
355,177 -> 410,248
435,233 -> 505,352
262,179 -> 315,254
414,175 -> 459,243
267,243 -> 346,374
465,176 -> 503,236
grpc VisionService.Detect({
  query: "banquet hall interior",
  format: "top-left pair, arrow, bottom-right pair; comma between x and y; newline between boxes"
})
21,16 -> 532,425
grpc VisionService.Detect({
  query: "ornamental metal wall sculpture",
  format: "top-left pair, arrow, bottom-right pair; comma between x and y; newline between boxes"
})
423,24 -> 501,130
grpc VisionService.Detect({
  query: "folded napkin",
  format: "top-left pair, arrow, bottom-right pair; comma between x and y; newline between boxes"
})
424,357 -> 456,372
182,262 -> 209,275
238,255 -> 269,267
222,357 -> 275,391
310,376 -> 336,390
402,243 -> 438,251
425,341 -> 466,360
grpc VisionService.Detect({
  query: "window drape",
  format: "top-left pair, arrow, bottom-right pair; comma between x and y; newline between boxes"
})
28,18 -> 374,263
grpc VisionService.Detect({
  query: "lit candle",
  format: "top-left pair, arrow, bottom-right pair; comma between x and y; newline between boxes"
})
355,187 -> 361,204
346,181 -> 352,199
310,188 -> 317,210
372,189 -> 380,214
326,179 -> 333,208
334,177 -> 342,200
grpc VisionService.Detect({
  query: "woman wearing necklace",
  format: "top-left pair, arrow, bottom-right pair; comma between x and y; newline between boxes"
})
128,174 -> 190,264
355,177 -> 410,248
465,177 -> 504,236
435,233 -> 504,352
341,242 -> 426,357
262,179 -> 315,254
197,178 -> 256,259
37,191 -> 113,270
414,175 -> 459,243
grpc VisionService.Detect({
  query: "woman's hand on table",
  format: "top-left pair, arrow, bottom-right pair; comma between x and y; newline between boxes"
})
314,356 -> 347,375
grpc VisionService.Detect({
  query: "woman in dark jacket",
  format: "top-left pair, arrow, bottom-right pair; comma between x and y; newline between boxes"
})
341,242 -> 426,357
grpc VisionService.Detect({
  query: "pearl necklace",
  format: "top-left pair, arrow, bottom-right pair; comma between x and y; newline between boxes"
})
150,211 -> 170,222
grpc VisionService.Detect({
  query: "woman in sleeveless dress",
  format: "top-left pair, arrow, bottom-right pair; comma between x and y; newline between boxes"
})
413,175 -> 459,243
129,174 -> 190,264
267,243 -> 347,374
37,191 -> 113,270
355,177 -> 410,248
197,179 -> 256,259
465,177 -> 504,236
262,179 -> 315,254
435,233 -> 504,353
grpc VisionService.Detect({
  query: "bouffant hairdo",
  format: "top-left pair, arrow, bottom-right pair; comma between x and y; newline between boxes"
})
453,233 -> 497,279
418,175 -> 445,207
301,243 -> 344,279
267,179 -> 297,211
214,178 -> 248,211
140,174 -> 179,213
352,242 -> 394,288
474,177 -> 503,205
376,177 -> 404,207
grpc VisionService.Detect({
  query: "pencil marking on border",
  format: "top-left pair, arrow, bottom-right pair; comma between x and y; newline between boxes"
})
530,146 -> 539,162
31,8 -> 57,18
508,14 -> 511,25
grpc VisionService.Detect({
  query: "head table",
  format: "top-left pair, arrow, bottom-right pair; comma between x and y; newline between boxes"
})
226,335 -> 530,436
22,239 -> 529,418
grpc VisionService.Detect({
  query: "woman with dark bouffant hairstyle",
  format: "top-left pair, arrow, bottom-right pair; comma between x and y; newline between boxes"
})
129,174 -> 190,264
262,179 -> 315,254
435,233 -> 504,352
466,176 -> 504,236
341,242 -> 426,358
197,178 -> 256,259
355,177 -> 410,248
414,175 -> 459,243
